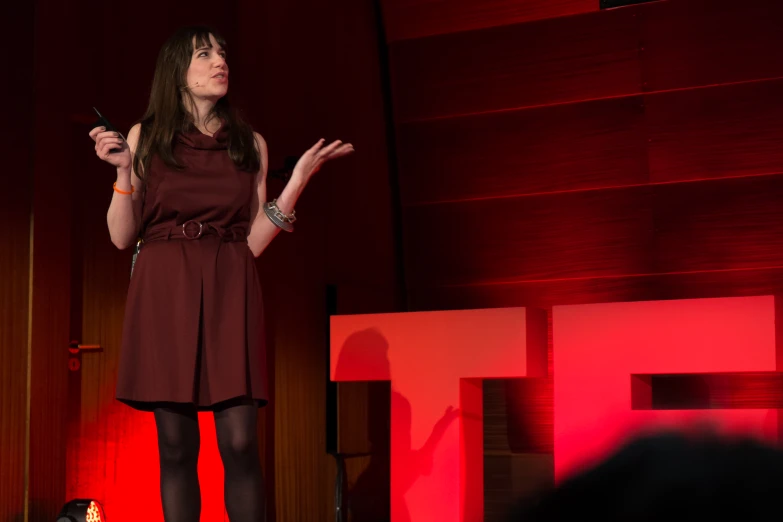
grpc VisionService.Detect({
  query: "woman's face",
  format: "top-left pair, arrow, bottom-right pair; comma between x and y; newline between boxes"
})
185,33 -> 229,100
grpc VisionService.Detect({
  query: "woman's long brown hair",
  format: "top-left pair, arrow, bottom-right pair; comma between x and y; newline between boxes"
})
132,26 -> 260,180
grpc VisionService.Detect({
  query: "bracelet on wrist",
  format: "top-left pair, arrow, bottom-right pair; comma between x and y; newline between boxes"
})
263,199 -> 296,232
113,182 -> 134,195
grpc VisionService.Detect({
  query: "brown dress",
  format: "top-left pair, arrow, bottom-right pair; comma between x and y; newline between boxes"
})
116,123 -> 268,411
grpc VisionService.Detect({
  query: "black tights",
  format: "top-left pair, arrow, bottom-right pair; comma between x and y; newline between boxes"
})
154,400 -> 265,522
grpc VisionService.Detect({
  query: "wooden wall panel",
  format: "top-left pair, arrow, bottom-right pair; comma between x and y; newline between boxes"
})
409,268 -> 783,312
404,188 -> 654,287
641,0 -> 783,92
653,175 -> 783,273
0,185 -> 31,521
26,0 -> 78,518
387,0 -> 783,122
396,74 -> 783,206
387,0 -> 783,516
0,3 -> 33,520
397,96 -> 648,205
405,174 -> 783,298
380,0 -> 597,42
410,273 -> 653,311
646,79 -> 783,183
390,7 -> 642,122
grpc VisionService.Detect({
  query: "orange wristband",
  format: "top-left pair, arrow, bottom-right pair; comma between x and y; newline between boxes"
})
113,182 -> 134,195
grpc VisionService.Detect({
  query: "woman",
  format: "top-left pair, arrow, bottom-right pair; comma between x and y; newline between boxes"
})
88,26 -> 353,522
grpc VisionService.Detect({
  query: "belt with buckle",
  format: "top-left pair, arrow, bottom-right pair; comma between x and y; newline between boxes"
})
142,221 -> 248,243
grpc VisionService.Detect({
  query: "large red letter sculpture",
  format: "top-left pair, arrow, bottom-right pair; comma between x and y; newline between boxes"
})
553,295 -> 779,480
330,308 -> 546,522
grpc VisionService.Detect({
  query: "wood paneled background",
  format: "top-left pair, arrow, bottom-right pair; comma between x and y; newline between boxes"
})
383,0 -> 783,518
5,0 -> 783,520
1,3 -> 35,521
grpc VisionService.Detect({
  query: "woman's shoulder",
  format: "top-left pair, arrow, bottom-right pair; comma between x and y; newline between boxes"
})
252,130 -> 267,154
128,123 -> 142,140
124,123 -> 142,152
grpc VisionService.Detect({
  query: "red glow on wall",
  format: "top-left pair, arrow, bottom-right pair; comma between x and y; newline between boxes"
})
330,308 -> 546,522
66,405 -> 228,522
553,295 -> 779,481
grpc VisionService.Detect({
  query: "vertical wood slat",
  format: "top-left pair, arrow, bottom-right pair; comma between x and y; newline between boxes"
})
0,199 -> 31,518
26,0 -> 77,518
0,3 -> 34,520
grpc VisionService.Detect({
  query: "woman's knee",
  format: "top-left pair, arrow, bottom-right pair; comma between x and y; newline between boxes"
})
217,430 -> 258,461
158,434 -> 200,465
154,409 -> 200,466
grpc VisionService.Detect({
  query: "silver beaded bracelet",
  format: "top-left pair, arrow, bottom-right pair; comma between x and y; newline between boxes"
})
263,199 -> 296,233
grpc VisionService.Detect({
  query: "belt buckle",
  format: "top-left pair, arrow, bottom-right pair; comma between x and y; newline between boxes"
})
182,220 -> 203,239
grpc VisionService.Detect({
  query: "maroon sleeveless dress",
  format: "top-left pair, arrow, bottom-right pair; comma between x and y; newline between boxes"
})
116,123 -> 268,411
